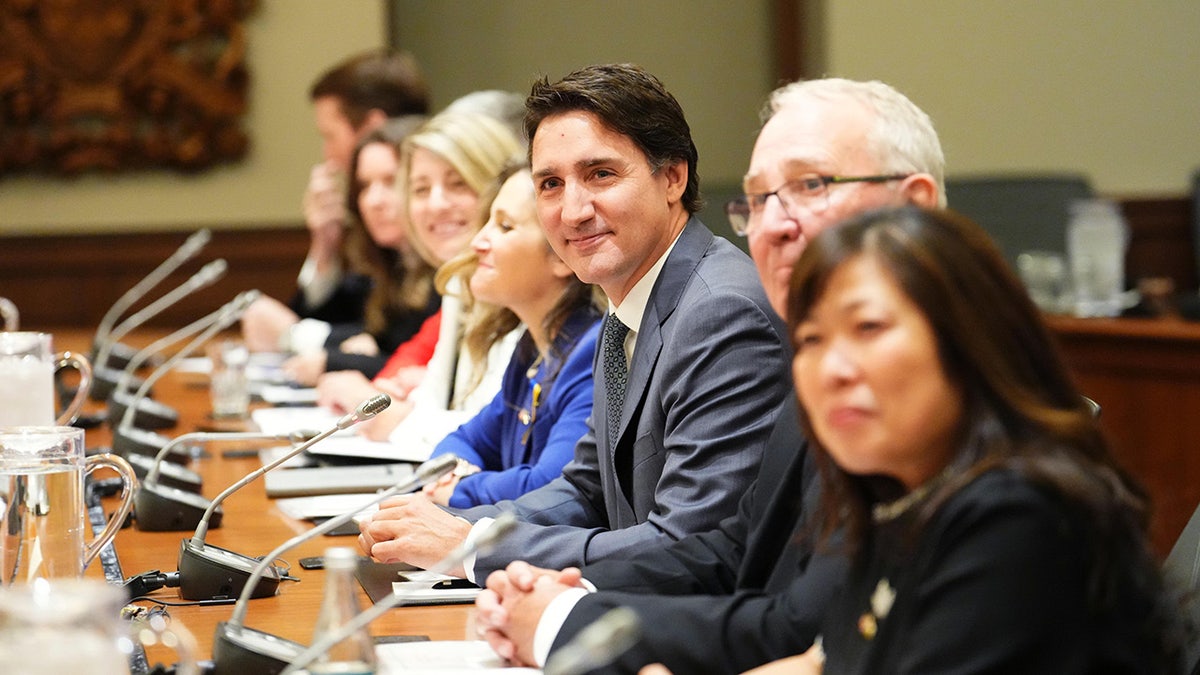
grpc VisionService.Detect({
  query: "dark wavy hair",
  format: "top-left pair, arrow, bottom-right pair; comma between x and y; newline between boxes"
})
523,63 -> 702,214
787,205 -> 1180,665
342,116 -> 435,337
309,49 -> 429,128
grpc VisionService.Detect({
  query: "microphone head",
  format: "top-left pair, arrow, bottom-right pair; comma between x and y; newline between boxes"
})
231,289 -> 262,312
184,228 -> 213,252
414,454 -> 459,485
196,258 -> 229,286
357,393 -> 392,419
543,606 -> 641,675
334,393 -> 392,430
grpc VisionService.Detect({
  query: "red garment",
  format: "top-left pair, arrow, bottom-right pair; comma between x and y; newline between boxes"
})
374,310 -> 441,381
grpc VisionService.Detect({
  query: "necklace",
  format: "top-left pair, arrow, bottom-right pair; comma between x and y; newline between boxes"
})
870,467 -> 954,523
525,353 -> 544,380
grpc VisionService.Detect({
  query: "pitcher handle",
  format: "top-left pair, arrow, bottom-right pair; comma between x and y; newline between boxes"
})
82,452 -> 138,568
53,350 -> 93,426
133,611 -> 200,675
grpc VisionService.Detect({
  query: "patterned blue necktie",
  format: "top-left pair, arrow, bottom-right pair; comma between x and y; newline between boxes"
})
602,315 -> 631,444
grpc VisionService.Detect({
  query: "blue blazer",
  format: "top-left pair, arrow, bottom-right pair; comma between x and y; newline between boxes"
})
461,218 -> 789,578
432,310 -> 601,507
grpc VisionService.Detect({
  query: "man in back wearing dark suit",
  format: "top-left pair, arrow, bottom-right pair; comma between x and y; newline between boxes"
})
356,64 -> 790,584
474,78 -> 946,673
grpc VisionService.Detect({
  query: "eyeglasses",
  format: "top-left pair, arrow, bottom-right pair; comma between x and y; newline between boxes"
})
725,173 -> 911,236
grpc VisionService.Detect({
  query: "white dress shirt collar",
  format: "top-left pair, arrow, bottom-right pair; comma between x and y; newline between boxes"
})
609,232 -> 683,337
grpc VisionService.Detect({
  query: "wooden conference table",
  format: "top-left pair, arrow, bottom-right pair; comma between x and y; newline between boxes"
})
58,329 -> 475,666
64,311 -> 1200,665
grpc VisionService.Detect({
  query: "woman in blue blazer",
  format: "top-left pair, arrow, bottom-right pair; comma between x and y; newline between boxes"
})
423,161 -> 604,508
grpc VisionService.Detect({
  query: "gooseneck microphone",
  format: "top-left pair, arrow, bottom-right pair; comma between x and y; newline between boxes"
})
106,295 -> 250,452
92,258 -> 228,402
176,394 -> 391,602
0,296 -> 17,330
92,228 -> 212,371
208,452 -> 459,675
95,229 -> 212,351
109,289 -> 258,438
543,606 -> 642,675
278,512 -> 518,675
132,429 -> 318,532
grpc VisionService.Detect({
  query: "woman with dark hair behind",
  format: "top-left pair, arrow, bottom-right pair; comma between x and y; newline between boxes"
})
321,116 -> 440,376
765,206 -> 1181,673
249,116 -> 440,383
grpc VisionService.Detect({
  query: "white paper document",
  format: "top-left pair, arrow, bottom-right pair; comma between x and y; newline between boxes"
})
375,640 -> 539,673
391,570 -> 482,603
251,406 -> 433,463
251,406 -> 347,435
273,493 -> 383,520
259,384 -> 320,405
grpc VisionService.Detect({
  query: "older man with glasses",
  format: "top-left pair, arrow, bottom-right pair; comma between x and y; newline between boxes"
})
474,77 -> 944,674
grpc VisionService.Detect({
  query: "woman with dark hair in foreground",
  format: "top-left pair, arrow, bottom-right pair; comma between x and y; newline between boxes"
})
768,206 -> 1181,673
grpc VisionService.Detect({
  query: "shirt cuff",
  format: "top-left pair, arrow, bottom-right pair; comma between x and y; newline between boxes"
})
297,256 -> 342,309
533,587 -> 592,668
461,517 -> 493,584
286,318 -> 332,355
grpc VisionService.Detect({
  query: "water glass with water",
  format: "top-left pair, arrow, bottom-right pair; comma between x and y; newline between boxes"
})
0,426 -> 136,585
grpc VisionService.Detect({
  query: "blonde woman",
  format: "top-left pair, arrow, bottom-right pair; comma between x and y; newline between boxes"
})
317,111 -> 523,443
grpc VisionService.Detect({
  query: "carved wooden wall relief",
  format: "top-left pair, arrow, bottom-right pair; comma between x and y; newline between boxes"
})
0,0 -> 256,176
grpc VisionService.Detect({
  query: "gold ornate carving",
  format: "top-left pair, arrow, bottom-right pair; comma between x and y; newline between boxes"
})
0,0 -> 256,175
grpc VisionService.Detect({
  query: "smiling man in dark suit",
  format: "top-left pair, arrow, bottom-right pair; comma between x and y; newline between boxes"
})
475,78 -> 946,672
356,64 -> 789,586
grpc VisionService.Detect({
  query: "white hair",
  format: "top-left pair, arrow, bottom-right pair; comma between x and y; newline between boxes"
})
766,79 -> 946,207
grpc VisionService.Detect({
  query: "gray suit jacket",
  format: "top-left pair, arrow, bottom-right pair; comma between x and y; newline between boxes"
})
459,218 -> 789,579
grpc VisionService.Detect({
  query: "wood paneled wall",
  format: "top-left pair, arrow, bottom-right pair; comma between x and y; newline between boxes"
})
0,194 -> 1191,332
0,226 -> 308,330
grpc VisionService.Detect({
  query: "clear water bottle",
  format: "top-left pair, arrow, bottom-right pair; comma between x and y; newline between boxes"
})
308,547 -> 376,674
1066,198 -> 1129,317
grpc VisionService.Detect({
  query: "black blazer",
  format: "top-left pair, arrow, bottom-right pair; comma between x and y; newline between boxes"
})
555,403 -> 849,674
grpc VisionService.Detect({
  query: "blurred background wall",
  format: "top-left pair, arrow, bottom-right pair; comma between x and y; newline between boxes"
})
1,0 -> 1195,237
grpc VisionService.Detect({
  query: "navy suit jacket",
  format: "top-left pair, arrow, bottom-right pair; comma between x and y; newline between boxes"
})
458,218 -> 789,578
552,398 -> 850,674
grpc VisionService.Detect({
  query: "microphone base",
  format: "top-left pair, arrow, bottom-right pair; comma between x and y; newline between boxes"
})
91,341 -> 161,373
112,427 -> 190,464
178,539 -> 282,601
89,365 -> 149,402
134,484 -> 222,531
211,622 -> 304,675
125,453 -> 202,493
109,389 -> 180,430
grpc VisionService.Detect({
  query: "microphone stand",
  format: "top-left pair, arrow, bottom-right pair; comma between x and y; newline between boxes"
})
542,606 -> 642,675
207,464 -> 461,675
278,512 -> 517,675
132,429 -> 316,532
108,294 -> 255,458
93,228 -> 211,371
109,289 -> 256,436
0,296 -> 17,331
92,258 -> 227,401
176,394 -> 390,601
